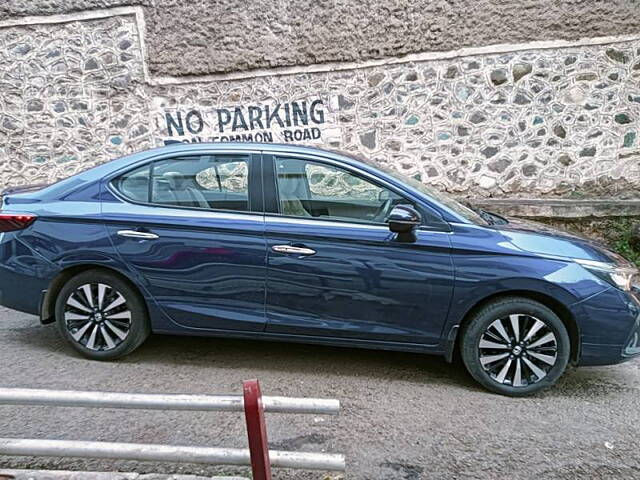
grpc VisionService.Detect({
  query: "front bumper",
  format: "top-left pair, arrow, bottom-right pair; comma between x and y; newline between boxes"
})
580,339 -> 640,367
574,287 -> 640,366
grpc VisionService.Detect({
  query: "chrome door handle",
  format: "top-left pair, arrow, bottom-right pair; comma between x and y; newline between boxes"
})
272,245 -> 316,256
117,230 -> 159,240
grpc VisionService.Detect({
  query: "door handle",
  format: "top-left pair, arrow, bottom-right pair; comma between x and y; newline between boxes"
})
272,245 -> 316,256
117,230 -> 159,240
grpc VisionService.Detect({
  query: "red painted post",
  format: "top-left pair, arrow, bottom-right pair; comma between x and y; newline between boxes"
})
243,379 -> 272,480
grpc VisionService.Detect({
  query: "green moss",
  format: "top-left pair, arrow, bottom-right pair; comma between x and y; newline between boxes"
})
405,114 -> 419,125
623,131 -> 636,148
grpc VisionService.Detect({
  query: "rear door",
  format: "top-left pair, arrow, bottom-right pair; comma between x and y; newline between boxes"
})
103,152 -> 267,332
263,153 -> 454,346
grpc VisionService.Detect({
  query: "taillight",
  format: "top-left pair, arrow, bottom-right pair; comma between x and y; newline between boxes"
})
0,213 -> 37,232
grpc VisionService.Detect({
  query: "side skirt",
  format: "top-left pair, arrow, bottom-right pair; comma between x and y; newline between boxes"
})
152,327 -> 444,355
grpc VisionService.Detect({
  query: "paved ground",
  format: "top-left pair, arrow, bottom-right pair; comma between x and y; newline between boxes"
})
0,470 -> 246,480
0,306 -> 639,479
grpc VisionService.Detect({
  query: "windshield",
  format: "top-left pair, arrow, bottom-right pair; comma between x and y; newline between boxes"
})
364,159 -> 489,225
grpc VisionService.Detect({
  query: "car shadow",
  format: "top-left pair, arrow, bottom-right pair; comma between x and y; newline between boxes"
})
7,320 -> 476,391
124,333 -> 482,390
11,323 -> 637,399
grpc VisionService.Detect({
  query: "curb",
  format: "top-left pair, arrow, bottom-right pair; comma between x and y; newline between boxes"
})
0,470 -> 248,480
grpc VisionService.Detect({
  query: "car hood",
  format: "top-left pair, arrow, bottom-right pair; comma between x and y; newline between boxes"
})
491,216 -> 634,267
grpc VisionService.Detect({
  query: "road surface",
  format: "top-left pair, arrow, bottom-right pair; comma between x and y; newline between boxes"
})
0,306 -> 639,479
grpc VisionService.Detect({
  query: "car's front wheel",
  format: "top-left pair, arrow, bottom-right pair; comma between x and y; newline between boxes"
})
55,270 -> 150,360
460,297 -> 570,396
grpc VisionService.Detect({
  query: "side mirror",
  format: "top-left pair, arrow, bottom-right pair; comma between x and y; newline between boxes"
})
388,205 -> 421,242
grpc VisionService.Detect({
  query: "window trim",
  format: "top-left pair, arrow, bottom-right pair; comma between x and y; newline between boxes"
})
267,153 -> 438,228
263,210 -> 453,234
108,153 -> 262,216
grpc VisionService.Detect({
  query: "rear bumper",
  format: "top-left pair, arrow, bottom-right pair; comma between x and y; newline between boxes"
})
0,266 -> 50,315
0,233 -> 57,316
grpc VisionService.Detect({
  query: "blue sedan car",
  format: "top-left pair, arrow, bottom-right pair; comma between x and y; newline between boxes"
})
0,143 -> 638,395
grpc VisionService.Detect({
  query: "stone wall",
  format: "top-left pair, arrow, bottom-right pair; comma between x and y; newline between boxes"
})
2,0 -> 639,77
0,11 -> 152,185
0,6 -> 639,208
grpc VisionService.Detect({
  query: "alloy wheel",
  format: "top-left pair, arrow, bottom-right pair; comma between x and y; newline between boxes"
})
64,283 -> 132,351
478,314 -> 558,387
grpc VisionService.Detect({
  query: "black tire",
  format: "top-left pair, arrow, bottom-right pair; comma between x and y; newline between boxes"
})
55,270 -> 150,360
460,297 -> 570,396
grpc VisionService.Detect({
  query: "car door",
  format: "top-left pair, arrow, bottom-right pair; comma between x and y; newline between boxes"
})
263,153 -> 454,346
102,152 -> 267,332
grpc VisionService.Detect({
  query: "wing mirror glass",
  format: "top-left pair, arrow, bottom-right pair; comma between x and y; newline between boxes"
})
388,204 -> 422,242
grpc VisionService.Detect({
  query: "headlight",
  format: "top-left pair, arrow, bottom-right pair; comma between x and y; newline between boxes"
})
575,259 -> 640,291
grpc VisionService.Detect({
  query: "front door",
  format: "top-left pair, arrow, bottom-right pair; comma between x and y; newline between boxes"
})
263,154 -> 454,345
103,152 -> 267,332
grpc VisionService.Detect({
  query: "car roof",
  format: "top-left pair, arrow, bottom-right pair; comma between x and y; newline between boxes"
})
140,142 -> 366,167
96,142 -> 384,183
35,142 -> 469,224
32,143 -> 372,201
161,141 -> 325,153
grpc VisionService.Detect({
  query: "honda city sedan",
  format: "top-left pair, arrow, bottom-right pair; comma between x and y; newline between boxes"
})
0,143 -> 638,396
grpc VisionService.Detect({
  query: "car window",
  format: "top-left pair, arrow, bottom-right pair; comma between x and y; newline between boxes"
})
275,157 -> 407,224
113,155 -> 251,212
114,164 -> 150,203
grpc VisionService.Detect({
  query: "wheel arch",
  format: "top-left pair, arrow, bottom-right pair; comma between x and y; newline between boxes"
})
40,264 -> 146,324
447,290 -> 580,365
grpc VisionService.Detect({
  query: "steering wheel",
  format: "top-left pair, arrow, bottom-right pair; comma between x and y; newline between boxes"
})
372,199 -> 394,223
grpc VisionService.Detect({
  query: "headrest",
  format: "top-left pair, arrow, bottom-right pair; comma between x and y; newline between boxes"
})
163,171 -> 187,190
279,172 -> 305,198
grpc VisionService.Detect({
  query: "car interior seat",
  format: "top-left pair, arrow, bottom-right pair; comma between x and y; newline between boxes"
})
279,173 -> 312,217
163,171 -> 210,208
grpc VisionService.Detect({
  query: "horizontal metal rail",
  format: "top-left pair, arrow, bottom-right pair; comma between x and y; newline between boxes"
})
0,388 -> 339,415
0,383 -> 344,476
0,438 -> 346,471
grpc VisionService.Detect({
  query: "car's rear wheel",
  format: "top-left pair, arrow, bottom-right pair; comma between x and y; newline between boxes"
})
55,270 -> 150,360
460,297 -> 570,396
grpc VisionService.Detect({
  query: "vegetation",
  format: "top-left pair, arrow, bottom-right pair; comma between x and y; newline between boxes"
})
538,216 -> 640,268
609,218 -> 640,267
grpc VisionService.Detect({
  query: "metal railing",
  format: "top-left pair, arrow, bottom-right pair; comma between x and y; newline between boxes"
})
0,381 -> 345,480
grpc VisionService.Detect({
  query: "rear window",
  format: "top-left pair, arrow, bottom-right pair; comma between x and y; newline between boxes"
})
114,165 -> 150,203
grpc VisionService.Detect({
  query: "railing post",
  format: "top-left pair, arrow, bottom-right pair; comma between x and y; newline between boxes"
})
243,379 -> 272,480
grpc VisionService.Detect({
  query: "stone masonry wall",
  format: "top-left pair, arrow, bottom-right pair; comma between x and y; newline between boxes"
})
0,7 -> 639,202
2,0 -> 639,77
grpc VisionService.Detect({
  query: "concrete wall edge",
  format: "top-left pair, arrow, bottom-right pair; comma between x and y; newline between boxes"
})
474,199 -> 640,219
